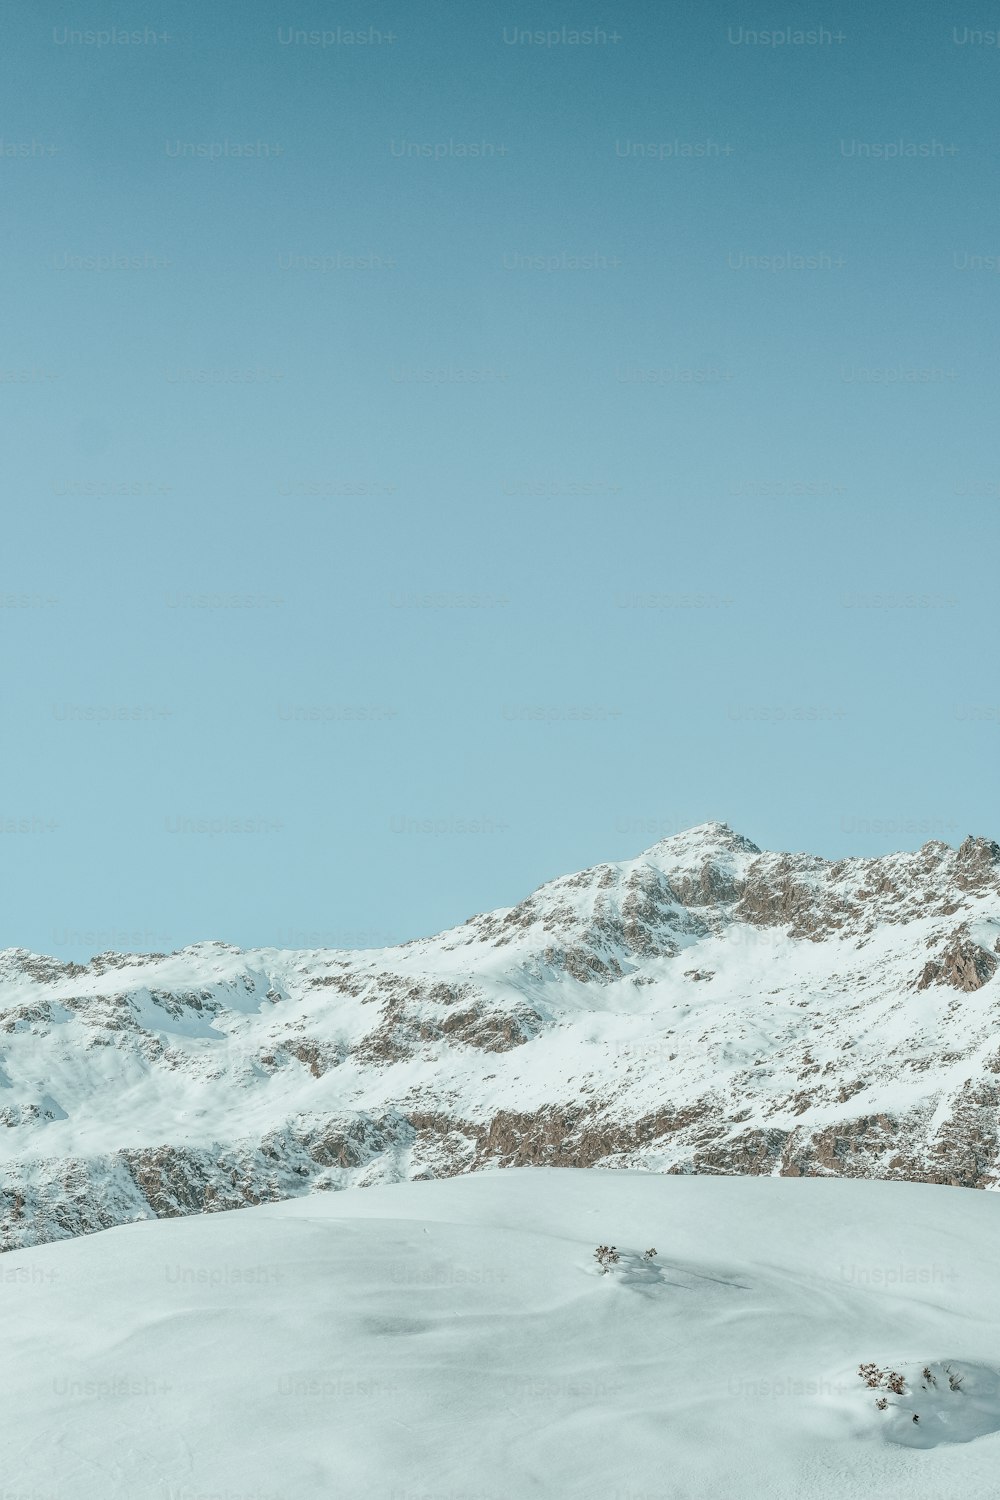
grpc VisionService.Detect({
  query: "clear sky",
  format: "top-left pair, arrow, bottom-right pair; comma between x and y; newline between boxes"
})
2,0 -> 998,961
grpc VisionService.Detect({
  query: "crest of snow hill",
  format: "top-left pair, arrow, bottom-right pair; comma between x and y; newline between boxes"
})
2,822 -> 1000,1249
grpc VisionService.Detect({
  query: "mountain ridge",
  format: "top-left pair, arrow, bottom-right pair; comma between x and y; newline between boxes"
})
2,821 -> 999,1250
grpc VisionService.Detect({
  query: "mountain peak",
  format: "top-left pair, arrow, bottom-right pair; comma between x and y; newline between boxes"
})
639,820 -> 763,859
632,822 -> 762,907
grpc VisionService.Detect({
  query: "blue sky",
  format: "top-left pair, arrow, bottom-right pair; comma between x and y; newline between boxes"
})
2,1 -> 998,959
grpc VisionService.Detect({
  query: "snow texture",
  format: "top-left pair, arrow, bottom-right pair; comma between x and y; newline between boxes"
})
1,1167 -> 998,1498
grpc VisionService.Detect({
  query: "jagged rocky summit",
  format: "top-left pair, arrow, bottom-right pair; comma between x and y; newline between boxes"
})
2,821 -> 1000,1249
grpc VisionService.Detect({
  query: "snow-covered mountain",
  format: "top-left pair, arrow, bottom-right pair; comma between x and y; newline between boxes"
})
2,821 -> 1000,1249
4,1168 -> 1000,1499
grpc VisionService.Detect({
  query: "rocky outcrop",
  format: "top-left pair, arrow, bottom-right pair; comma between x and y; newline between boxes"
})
916,931 -> 999,992
952,835 -> 1000,892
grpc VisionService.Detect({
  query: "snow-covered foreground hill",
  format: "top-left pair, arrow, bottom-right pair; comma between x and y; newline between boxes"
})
3,1168 -> 999,1500
2,821 -> 1000,1250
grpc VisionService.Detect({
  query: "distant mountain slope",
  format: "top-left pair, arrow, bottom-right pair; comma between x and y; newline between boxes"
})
2,822 -> 999,1249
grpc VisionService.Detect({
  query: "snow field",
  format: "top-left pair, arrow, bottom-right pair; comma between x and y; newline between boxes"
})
1,1168 -> 998,1499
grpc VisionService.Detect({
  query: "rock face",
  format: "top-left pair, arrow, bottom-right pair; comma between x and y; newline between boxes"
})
2,821 -> 1000,1250
916,929 -> 999,992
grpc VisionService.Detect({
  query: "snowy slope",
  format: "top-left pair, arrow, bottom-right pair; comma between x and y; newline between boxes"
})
1,822 -> 999,1248
2,1169 -> 999,1500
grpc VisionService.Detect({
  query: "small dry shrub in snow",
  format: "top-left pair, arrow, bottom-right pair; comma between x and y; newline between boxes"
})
857,1364 -> 906,1397
643,1248 -> 657,1260
593,1244 -> 619,1273
860,1361 -> 967,1420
